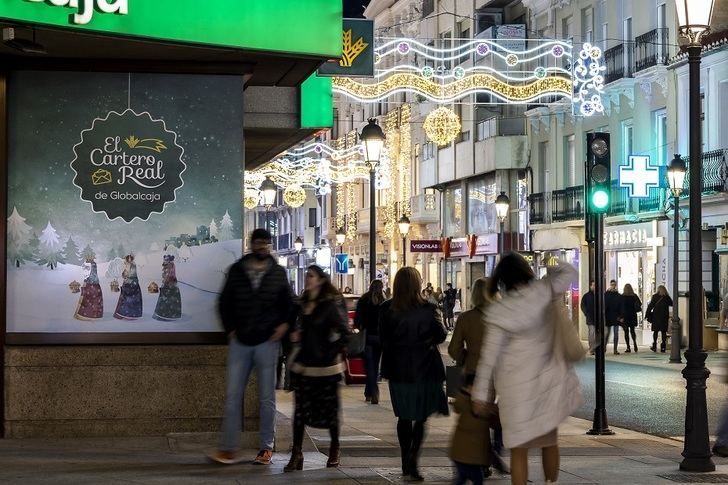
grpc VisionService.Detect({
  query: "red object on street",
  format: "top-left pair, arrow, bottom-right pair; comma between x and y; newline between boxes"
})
343,295 -> 367,384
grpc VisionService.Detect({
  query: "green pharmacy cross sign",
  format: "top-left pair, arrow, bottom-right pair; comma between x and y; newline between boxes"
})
70,109 -> 186,223
619,155 -> 661,198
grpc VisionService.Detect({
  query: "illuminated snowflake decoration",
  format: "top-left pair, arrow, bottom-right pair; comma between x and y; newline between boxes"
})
453,66 -> 465,79
552,45 -> 565,57
397,42 -> 410,54
572,42 -> 606,117
505,54 -> 519,66
421,66 -> 434,78
476,43 -> 490,56
534,66 -> 547,79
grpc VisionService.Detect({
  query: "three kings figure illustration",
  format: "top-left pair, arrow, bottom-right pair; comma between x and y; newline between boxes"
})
153,254 -> 182,321
74,256 -> 104,320
114,254 -> 143,320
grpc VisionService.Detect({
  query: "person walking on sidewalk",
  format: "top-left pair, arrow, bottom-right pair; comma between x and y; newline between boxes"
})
645,286 -> 673,353
380,267 -> 449,481
444,283 -> 457,330
604,280 -> 623,354
284,265 -> 350,472
355,279 -> 385,404
448,277 -> 507,481
580,281 -> 596,354
472,254 -> 582,485
211,228 -> 295,465
621,284 -> 641,353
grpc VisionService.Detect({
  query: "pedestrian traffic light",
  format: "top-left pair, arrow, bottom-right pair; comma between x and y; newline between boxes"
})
586,133 -> 611,214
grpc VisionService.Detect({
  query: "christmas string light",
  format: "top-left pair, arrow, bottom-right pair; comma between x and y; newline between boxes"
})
375,37 -> 573,59
283,184 -> 307,208
332,73 -> 573,104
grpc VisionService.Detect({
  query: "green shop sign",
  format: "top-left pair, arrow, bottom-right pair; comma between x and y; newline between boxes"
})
0,0 -> 342,57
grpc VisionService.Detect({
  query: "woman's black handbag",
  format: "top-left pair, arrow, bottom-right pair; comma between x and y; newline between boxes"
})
346,329 -> 366,356
446,364 -> 463,398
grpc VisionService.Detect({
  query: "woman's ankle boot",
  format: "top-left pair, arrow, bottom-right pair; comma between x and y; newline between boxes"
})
326,443 -> 340,468
284,446 -> 303,472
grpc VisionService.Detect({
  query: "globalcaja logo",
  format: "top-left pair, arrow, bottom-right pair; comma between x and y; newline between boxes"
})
24,0 -> 129,25
70,109 -> 186,223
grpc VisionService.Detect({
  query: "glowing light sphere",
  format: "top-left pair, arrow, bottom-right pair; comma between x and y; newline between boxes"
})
534,66 -> 547,78
552,45 -> 564,57
421,66 -> 434,78
505,54 -> 519,66
397,41 -> 410,54
476,43 -> 489,56
453,66 -> 465,79
423,107 -> 461,146
243,188 -> 260,209
283,184 -> 307,208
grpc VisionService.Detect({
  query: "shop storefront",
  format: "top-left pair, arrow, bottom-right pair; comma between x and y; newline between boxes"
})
410,239 -> 441,290
604,221 -> 664,343
442,234 -> 499,310
531,226 -> 585,329
0,1 -> 341,437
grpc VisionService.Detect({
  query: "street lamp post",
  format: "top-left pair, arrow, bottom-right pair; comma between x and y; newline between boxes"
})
260,178 -> 277,233
667,155 -> 686,364
495,191 -> 510,255
294,236 -> 304,293
361,119 -> 385,285
674,0 -> 716,472
335,227 -> 346,291
398,215 -> 411,268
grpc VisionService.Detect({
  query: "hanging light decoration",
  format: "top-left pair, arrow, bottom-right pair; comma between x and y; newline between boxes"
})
243,188 -> 259,210
424,106 -> 461,146
283,184 -> 307,208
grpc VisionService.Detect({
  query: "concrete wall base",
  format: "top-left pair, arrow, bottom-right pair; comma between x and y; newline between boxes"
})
3,345 -> 259,439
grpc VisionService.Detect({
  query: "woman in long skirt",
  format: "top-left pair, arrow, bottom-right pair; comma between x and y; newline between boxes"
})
114,254 -> 143,320
285,265 -> 349,472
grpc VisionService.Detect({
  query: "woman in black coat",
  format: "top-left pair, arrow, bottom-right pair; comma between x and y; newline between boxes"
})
645,285 -> 673,353
379,266 -> 448,481
620,283 -> 642,353
354,279 -> 385,404
285,265 -> 349,472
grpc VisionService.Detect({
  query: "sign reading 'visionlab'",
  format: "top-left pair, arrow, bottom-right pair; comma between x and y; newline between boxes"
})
70,109 -> 186,222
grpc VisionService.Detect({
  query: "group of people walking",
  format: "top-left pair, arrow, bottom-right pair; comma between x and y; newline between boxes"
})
581,280 -> 673,354
210,228 -> 584,485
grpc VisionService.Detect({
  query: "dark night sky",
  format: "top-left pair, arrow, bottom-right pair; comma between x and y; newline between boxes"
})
343,0 -> 370,18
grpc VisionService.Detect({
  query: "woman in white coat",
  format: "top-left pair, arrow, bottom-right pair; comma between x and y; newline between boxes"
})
472,254 -> 582,485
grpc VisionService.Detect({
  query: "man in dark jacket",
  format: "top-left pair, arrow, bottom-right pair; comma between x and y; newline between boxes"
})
580,281 -> 596,354
443,283 -> 457,330
604,279 -> 623,355
210,228 -> 294,465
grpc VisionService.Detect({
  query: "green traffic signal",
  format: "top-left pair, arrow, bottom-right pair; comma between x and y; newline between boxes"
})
591,189 -> 610,211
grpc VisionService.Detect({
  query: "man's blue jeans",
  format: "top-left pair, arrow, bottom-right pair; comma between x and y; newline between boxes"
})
220,338 -> 280,452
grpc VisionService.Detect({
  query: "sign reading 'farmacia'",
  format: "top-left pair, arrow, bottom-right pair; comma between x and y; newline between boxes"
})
71,109 -> 186,222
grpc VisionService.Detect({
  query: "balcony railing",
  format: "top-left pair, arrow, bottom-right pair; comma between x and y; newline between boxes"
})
552,186 -> 584,222
604,43 -> 634,84
683,148 -> 728,195
637,190 -> 663,213
635,28 -> 669,72
529,192 -> 546,224
475,117 -> 526,141
608,180 -> 629,216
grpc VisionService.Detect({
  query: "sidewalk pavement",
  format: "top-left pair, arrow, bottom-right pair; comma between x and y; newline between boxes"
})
2,382 -> 728,484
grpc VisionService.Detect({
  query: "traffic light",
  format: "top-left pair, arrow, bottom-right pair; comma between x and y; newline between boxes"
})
586,132 -> 611,214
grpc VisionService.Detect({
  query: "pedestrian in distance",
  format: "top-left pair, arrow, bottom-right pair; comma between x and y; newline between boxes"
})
380,266 -> 449,481
645,285 -> 673,353
210,228 -> 295,466
604,280 -> 623,354
472,253 -> 582,485
433,286 -> 444,307
343,286 -> 352,294
384,286 -> 392,300
580,281 -> 596,354
444,283 -> 458,330
621,284 -> 641,353
719,291 -> 728,329
284,265 -> 349,471
448,277 -> 508,480
355,279 -> 385,404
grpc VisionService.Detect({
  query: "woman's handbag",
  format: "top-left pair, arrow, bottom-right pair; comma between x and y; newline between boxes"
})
550,296 -> 586,362
346,328 -> 366,356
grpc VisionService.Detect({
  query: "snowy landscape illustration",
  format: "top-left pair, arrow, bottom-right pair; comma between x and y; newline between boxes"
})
6,71 -> 244,335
